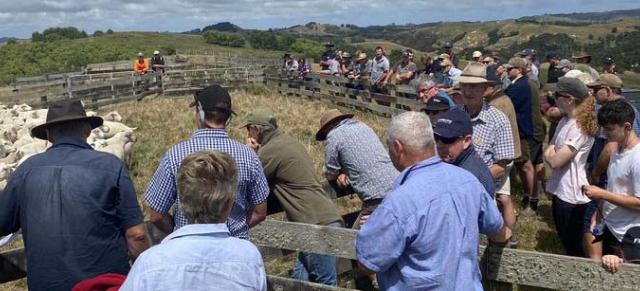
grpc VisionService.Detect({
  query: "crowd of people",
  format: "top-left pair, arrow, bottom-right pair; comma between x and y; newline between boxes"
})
0,39 -> 639,291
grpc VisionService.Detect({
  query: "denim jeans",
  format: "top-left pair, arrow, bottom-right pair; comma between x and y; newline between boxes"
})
292,220 -> 342,285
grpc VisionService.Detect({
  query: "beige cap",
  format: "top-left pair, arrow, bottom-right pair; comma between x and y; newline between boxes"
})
153,50 -> 160,55
472,51 -> 482,58
588,73 -> 623,89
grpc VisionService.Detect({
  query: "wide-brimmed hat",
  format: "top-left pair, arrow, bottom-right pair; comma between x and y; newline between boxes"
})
572,51 -> 591,59
315,109 -> 353,141
240,107 -> 278,129
32,100 -> 103,140
324,41 -> 335,47
587,73 -> 623,89
456,62 -> 491,84
357,52 -> 368,61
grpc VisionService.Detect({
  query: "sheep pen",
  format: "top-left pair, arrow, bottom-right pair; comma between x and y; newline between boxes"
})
0,87 -> 564,290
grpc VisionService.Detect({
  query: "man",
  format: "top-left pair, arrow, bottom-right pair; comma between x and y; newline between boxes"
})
0,100 -> 149,291
603,57 -> 617,74
285,54 -> 299,74
243,108 -> 342,286
416,79 -> 455,106
573,51 -> 600,81
145,85 -> 269,239
319,55 -> 340,76
421,94 -> 452,125
356,111 -> 510,290
442,41 -> 459,68
558,59 -> 573,75
320,41 -> 336,70
441,58 -> 462,88
340,52 -> 354,77
458,62 -> 517,247
483,56 -> 495,65
350,52 -> 372,81
471,50 -> 482,63
121,150 -> 267,291
150,50 -> 165,73
433,108 -> 495,195
517,49 -> 538,81
133,52 -> 149,75
526,60 -> 548,215
316,109 -> 397,229
583,100 -> 640,269
547,53 -> 562,84
504,57 -> 537,217
370,46 -> 391,93
392,50 -> 417,85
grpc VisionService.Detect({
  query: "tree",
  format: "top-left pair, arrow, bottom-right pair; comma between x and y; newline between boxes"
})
106,29 -> 114,34
202,31 -> 245,47
93,30 -> 104,37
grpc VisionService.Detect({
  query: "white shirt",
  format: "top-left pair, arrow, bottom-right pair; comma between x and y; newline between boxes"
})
546,117 -> 594,204
603,143 -> 640,242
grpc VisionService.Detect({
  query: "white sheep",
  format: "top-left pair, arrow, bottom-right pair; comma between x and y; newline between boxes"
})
0,139 -> 16,158
0,163 -> 13,190
94,121 -> 136,139
93,131 -> 136,160
17,140 -> 49,158
102,111 -> 123,122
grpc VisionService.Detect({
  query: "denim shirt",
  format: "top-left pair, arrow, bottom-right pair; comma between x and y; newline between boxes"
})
356,156 -> 503,290
0,138 -> 143,291
120,223 -> 267,291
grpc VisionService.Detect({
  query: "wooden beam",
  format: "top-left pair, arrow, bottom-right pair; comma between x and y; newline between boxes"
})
266,275 -> 356,291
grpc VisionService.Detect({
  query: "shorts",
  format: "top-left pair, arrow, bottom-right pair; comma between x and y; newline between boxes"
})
583,199 -> 599,233
516,137 -> 543,165
495,162 -> 514,196
352,198 -> 383,230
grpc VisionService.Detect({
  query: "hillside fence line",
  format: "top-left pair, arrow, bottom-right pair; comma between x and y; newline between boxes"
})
1,53 -> 640,290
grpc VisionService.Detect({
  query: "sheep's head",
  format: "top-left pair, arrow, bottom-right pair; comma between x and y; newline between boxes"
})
0,163 -> 13,179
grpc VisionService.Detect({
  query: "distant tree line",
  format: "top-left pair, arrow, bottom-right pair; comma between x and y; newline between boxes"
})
32,27 -> 88,42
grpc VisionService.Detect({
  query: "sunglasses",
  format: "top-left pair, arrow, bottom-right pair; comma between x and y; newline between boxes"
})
554,92 -> 572,99
434,135 -> 461,144
482,61 -> 491,64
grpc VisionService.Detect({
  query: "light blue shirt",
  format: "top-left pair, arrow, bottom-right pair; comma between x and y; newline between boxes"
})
120,223 -> 267,291
356,156 -> 503,291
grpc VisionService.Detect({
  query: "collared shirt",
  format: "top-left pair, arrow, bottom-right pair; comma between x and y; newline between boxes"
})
487,89 -> 522,159
0,138 -> 143,291
453,145 -> 496,197
324,119 -> 398,201
370,56 -> 390,85
468,102 -> 516,167
356,157 -> 503,291
145,128 -> 269,239
120,223 -> 267,291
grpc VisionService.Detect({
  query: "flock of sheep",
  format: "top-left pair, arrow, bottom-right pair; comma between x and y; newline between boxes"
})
0,104 -> 136,191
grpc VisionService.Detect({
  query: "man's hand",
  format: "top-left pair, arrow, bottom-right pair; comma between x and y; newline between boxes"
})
582,185 -> 607,200
336,173 -> 350,189
359,214 -> 370,227
246,138 -> 260,152
602,255 -> 624,273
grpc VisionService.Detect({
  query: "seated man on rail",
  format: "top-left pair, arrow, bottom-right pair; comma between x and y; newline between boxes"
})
133,52 -> 150,75
121,150 -> 267,290
356,112 -> 511,290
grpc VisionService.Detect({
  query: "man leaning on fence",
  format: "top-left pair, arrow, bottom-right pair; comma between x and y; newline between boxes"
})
243,108 -> 343,286
0,100 -> 150,291
356,112 -> 511,291
121,150 -> 267,290
144,85 -> 269,239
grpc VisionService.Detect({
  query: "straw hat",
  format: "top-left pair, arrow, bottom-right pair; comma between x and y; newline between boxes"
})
456,62 -> 491,84
315,109 -> 354,141
357,53 -> 368,61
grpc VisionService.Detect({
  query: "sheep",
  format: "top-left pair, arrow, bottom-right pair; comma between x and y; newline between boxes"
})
102,111 -> 123,122
94,121 -> 136,139
13,134 -> 36,149
0,139 -> 16,158
0,151 -> 20,164
0,163 -> 13,190
93,131 -> 136,160
17,140 -> 49,158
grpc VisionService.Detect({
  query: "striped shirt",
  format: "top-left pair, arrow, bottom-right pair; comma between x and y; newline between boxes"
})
144,128 -> 269,239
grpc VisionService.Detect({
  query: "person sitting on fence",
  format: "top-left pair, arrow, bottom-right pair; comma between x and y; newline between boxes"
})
422,94 -> 452,125
0,100 -> 150,291
544,76 -> 597,258
340,52 -> 355,77
243,108 -> 343,286
433,108 -> 496,196
440,58 -> 461,88
150,50 -> 165,73
356,111 -> 511,291
459,62 -> 517,247
416,79 -> 455,106
285,55 -> 299,76
581,100 -> 640,272
144,85 -> 269,239
318,55 -> 340,77
320,41 -> 336,71
134,52 -> 150,75
349,52 -> 372,81
370,46 -> 391,93
121,150 -> 267,291
391,50 -> 417,85
602,57 -> 617,74
298,57 -> 311,78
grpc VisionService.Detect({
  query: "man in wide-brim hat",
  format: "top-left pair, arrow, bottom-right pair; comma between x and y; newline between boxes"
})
572,51 -> 592,63
0,99 -> 150,290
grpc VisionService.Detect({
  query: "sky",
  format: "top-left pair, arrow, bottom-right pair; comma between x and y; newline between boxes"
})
0,0 -> 639,38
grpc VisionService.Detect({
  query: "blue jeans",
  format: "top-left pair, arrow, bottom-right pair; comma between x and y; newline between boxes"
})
292,220 -> 342,285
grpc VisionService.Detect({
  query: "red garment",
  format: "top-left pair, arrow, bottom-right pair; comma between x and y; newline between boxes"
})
72,273 -> 126,291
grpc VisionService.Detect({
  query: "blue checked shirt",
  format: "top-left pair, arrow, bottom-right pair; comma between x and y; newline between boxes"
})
468,102 -> 515,167
144,129 -> 269,239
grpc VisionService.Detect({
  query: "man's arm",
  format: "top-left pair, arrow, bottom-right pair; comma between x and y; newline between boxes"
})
143,157 -> 178,234
489,160 -> 509,179
584,186 -> 640,212
247,202 -> 267,228
125,223 -> 150,261
149,210 -> 174,235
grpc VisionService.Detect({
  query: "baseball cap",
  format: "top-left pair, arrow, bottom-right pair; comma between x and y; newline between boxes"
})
422,95 -> 451,111
153,50 -> 160,55
516,48 -> 534,57
622,226 -> 640,263
603,57 -> 615,65
556,76 -> 589,99
587,73 -> 623,89
472,51 -> 482,58
137,52 -> 144,57
557,59 -> 572,69
241,107 -> 277,129
443,41 -> 453,49
433,107 -> 473,138
546,52 -> 558,60
504,57 -> 527,70
190,85 -> 236,115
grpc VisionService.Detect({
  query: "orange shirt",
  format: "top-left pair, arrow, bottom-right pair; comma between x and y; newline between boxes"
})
134,58 -> 150,74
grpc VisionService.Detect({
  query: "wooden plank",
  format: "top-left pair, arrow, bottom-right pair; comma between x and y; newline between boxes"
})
267,275 -> 357,291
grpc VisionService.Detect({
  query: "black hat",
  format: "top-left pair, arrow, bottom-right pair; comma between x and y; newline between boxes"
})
422,95 -> 451,111
31,100 -> 103,140
189,85 -> 236,115
603,57 -> 615,65
622,226 -> 640,263
433,107 -> 473,138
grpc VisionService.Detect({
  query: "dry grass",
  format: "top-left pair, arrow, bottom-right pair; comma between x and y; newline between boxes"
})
0,86 -> 564,290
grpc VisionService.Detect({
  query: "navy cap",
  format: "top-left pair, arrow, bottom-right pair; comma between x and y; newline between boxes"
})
603,57 -> 615,65
423,95 -> 451,111
433,107 -> 473,138
190,84 -> 236,115
443,41 -> 453,49
516,48 -> 534,57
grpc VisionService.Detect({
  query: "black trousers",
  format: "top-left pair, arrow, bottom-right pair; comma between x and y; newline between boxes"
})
552,196 -> 587,257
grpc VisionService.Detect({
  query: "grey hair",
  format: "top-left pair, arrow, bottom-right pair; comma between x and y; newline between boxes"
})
177,150 -> 239,224
387,111 -> 435,152
415,77 -> 436,91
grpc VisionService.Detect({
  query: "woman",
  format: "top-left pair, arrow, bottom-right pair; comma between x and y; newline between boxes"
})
544,77 -> 598,257
298,57 -> 310,78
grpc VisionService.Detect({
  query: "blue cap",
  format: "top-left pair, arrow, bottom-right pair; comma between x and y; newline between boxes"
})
444,41 -> 453,49
517,48 -> 535,57
433,107 -> 473,138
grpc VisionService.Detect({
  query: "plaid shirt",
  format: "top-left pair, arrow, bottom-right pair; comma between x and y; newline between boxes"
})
144,129 -> 269,239
468,102 -> 515,167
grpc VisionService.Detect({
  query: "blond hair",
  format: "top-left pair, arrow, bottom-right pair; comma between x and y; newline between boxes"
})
575,95 -> 598,137
177,150 -> 238,224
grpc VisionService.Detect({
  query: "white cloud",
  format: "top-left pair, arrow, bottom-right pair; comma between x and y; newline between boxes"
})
0,0 -> 637,38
